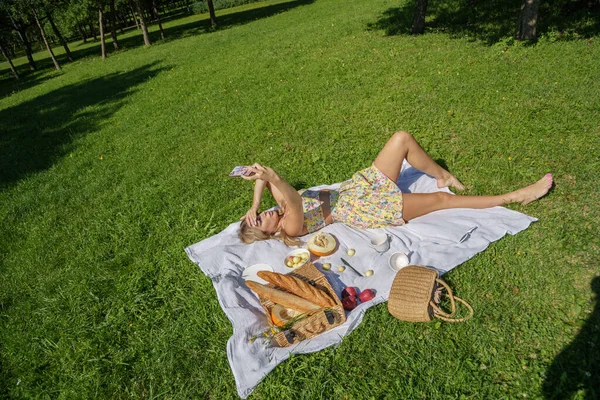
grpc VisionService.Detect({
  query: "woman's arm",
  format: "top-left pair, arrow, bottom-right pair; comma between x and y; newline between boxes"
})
241,178 -> 267,226
251,179 -> 267,211
244,164 -> 305,236
270,175 -> 304,235
266,181 -> 286,210
243,175 -> 289,226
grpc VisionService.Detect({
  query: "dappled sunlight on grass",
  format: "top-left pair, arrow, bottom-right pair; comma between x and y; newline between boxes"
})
368,0 -> 600,44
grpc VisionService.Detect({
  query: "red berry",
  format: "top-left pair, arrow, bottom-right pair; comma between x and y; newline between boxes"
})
341,287 -> 358,298
342,295 -> 357,311
359,289 -> 376,302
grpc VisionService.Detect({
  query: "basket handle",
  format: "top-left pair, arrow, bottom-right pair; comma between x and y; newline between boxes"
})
429,279 -> 456,318
429,279 -> 473,322
435,296 -> 473,322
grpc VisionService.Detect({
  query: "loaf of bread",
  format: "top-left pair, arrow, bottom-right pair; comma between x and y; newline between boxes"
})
245,281 -> 321,313
257,271 -> 336,308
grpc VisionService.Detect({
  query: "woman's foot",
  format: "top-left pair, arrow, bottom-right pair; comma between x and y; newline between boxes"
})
437,172 -> 466,191
514,174 -> 553,205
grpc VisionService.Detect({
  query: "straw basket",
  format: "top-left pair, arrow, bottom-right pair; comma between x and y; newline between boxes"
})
258,262 -> 346,347
388,265 -> 473,323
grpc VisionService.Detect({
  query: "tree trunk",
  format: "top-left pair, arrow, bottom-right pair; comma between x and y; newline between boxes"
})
78,23 -> 88,43
89,22 -> 98,40
129,1 -> 141,30
0,42 -> 20,80
109,0 -> 120,49
411,0 -> 429,34
152,0 -> 165,40
47,13 -> 73,62
11,16 -> 37,71
516,0 -> 541,40
134,0 -> 152,46
98,0 -> 107,60
207,0 -> 217,27
32,7 -> 61,70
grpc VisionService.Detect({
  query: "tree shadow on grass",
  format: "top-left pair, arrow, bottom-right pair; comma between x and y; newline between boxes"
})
105,0 -> 314,52
0,351 -> 12,398
155,0 -> 314,41
0,62 -> 168,190
0,0 -> 314,92
367,0 -> 600,45
0,71 -> 58,99
543,276 -> 600,399
288,179 -> 310,191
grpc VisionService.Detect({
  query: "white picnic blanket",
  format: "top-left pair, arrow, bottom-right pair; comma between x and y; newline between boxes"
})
185,163 -> 537,398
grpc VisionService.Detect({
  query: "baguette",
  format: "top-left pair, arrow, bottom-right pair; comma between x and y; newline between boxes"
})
257,271 -> 336,308
245,281 -> 321,314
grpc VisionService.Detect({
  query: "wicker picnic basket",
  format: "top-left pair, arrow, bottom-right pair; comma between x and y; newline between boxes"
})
388,265 -> 473,323
258,262 -> 346,347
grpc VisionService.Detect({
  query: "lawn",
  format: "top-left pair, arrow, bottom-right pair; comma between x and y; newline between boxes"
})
1,0 -> 599,398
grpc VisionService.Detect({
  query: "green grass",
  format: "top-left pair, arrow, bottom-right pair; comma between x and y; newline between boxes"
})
1,0 -> 599,398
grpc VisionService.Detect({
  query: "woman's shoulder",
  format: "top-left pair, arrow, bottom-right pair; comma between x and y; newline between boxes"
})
279,213 -> 306,237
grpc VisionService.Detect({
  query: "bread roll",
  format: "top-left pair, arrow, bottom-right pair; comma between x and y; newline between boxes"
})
245,281 -> 321,313
257,271 -> 336,308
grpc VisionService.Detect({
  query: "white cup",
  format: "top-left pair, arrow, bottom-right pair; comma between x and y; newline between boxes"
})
370,233 -> 390,253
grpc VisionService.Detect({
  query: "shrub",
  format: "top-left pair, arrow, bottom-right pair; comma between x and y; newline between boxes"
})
191,0 -> 266,15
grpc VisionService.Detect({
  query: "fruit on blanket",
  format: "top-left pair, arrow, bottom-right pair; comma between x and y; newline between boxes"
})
322,263 -> 331,271
365,269 -> 374,277
285,251 -> 309,268
359,289 -> 375,302
337,265 -> 345,272
342,295 -> 358,311
307,233 -> 337,256
342,287 -> 358,299
346,248 -> 356,256
271,304 -> 298,327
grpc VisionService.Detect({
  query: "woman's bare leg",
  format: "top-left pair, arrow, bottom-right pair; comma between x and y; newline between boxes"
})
373,130 -> 465,190
402,174 -> 553,221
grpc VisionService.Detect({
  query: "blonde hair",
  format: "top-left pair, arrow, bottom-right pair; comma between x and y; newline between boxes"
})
239,219 -> 301,247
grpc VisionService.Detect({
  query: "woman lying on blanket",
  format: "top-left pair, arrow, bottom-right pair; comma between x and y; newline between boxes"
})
239,130 -> 553,245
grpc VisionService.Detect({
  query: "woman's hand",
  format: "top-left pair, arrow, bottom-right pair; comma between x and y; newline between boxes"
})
242,164 -> 279,183
240,207 -> 259,227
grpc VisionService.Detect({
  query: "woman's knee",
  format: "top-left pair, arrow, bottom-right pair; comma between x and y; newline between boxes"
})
392,130 -> 413,145
434,192 -> 452,207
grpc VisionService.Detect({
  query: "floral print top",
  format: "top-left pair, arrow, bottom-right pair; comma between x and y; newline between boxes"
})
298,189 -> 340,233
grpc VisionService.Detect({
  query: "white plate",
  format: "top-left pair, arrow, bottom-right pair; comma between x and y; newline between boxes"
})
242,263 -> 274,285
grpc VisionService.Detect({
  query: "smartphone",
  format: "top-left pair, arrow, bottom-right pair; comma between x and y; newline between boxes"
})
229,166 -> 253,177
